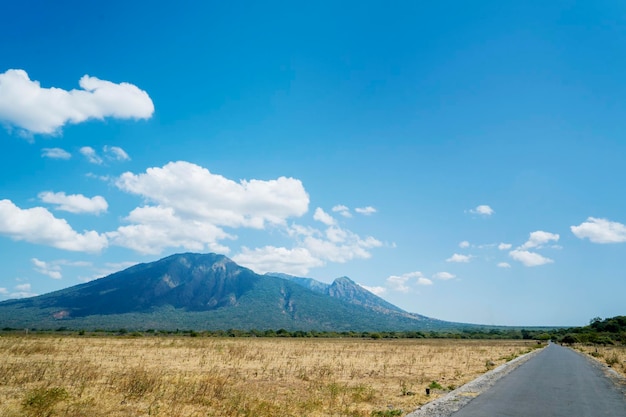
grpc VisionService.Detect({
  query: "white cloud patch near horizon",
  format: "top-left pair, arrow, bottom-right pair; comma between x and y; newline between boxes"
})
520,231 -> 560,250
41,147 -> 71,159
571,217 -> 626,244
32,258 -> 62,279
459,240 -> 470,248
498,242 -> 512,250
332,205 -> 352,218
0,199 -> 108,252
470,205 -> 494,216
497,262 -> 511,268
446,253 -> 472,263
359,284 -> 386,296
0,69 -> 154,135
80,146 -> 103,164
433,271 -> 456,280
39,191 -> 108,215
509,249 -> 553,267
104,145 -> 130,161
109,161 -> 312,256
313,208 -> 336,226
355,206 -> 377,215
507,230 -> 559,267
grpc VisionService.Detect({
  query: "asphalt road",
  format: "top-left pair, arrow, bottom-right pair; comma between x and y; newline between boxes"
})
450,343 -> 626,417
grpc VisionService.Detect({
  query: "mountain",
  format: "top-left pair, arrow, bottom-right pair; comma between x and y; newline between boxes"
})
267,273 -> 407,315
0,253 -> 458,331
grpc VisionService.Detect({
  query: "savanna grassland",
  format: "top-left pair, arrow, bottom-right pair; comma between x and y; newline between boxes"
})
576,344 -> 626,378
0,335 -> 542,417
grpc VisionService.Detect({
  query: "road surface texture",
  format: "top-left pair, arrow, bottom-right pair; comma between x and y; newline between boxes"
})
408,343 -> 626,417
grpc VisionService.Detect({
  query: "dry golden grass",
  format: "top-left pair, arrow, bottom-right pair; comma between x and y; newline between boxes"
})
575,344 -> 626,378
0,335 -> 541,417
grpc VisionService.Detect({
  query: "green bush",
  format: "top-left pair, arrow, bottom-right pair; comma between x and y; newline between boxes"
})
21,387 -> 69,417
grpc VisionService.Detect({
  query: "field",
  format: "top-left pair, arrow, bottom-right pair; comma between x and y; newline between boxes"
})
0,335 -> 541,417
575,344 -> 626,377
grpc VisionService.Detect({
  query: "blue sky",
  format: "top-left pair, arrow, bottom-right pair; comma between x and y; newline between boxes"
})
1,1 -> 625,326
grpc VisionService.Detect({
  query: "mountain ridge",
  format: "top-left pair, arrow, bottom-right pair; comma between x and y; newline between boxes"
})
0,252 -> 459,331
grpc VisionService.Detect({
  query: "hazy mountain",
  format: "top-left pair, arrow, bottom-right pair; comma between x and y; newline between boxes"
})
267,273 -> 407,315
0,253 -> 456,331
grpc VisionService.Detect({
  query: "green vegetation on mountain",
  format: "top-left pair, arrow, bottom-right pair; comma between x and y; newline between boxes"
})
0,253 -> 455,332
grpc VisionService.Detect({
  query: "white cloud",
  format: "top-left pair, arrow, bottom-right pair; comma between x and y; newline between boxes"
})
235,222 -> 382,275
32,258 -> 62,279
39,191 -> 108,214
497,262 -> 511,268
446,253 -> 472,263
0,199 -> 108,252
359,284 -> 387,296
386,275 -> 411,293
509,249 -> 553,267
107,205 -> 233,255
104,145 -> 130,161
520,231 -> 560,249
417,277 -> 433,286
41,147 -> 71,159
233,246 -> 324,276
110,161 -> 311,255
355,206 -> 377,215
571,217 -> 626,244
9,283 -> 37,299
459,240 -> 470,248
80,146 -> 103,164
0,287 -> 7,295
498,243 -> 512,250
470,205 -> 494,216
313,207 -> 336,226
0,69 -> 154,135
433,272 -> 456,280
117,161 -> 309,229
332,205 -> 352,218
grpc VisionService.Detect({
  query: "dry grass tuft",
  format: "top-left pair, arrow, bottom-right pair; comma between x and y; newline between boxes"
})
0,335 -> 540,416
576,344 -> 626,377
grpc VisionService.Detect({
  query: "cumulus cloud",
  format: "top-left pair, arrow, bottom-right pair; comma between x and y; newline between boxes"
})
109,162 -> 315,255
39,191 -> 108,214
0,287 -> 7,294
32,258 -> 62,279
233,246 -> 324,276
0,199 -> 107,252
497,262 -> 511,268
509,249 -> 553,267
498,243 -> 512,250
107,205 -> 233,255
571,217 -> 626,244
520,231 -> 560,250
386,275 -> 412,293
332,205 -> 352,218
355,206 -> 377,215
116,161 -> 309,230
446,253 -> 472,263
41,147 -> 71,159
235,218 -> 382,275
470,205 -> 494,216
459,241 -> 470,248
104,145 -> 130,161
313,208 -> 336,226
359,284 -> 386,296
80,146 -> 103,164
433,272 -> 456,280
0,69 -> 154,135
417,277 -> 433,286
9,283 -> 37,299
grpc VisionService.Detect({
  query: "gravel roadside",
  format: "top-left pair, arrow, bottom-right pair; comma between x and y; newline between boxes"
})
405,345 -> 546,417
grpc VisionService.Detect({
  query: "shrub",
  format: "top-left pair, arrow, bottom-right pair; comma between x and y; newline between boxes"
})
21,387 -> 69,417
